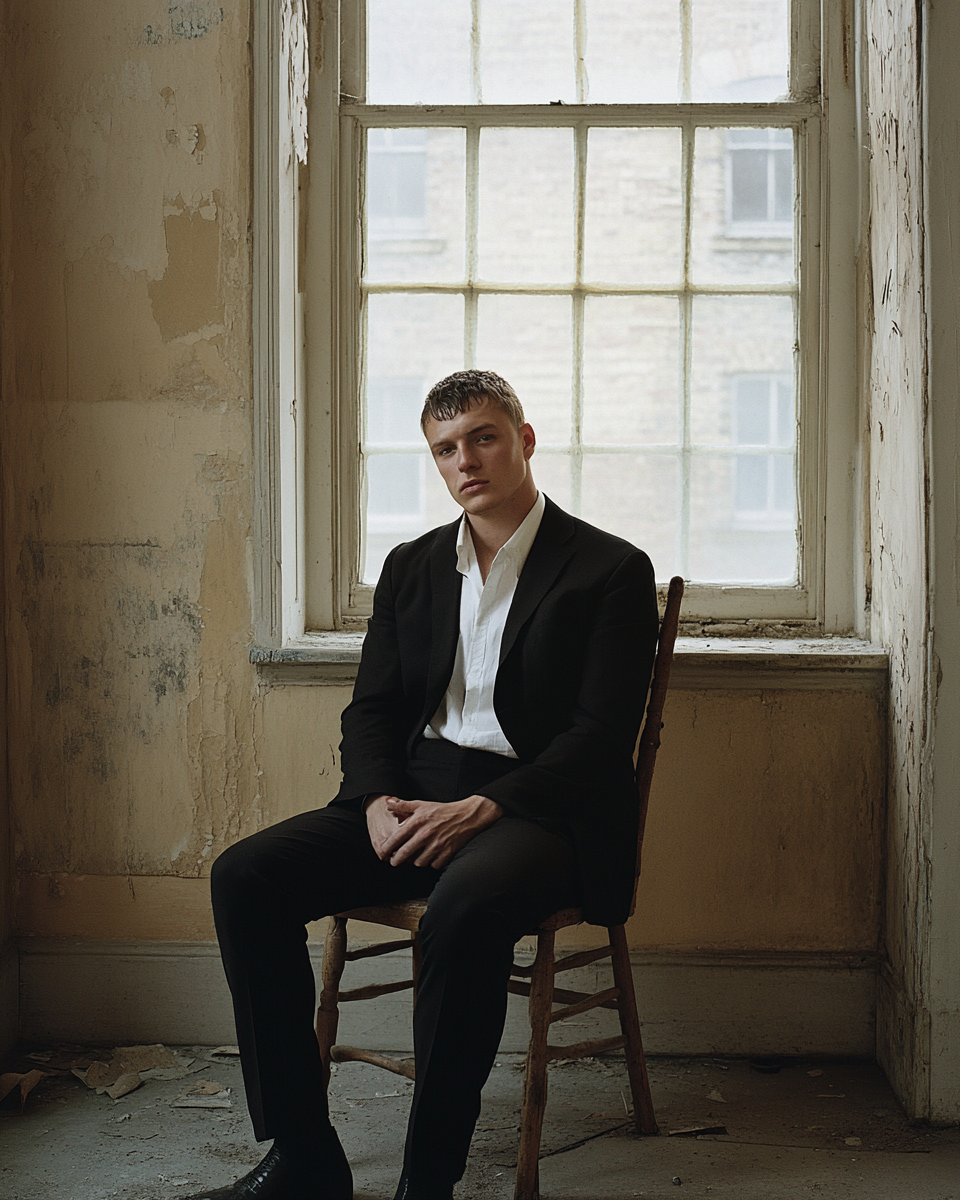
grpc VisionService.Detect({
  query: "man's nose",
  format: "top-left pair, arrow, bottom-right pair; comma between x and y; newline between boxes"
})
456,442 -> 480,471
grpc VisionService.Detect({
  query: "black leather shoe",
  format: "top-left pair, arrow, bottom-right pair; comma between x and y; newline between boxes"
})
184,1137 -> 353,1200
391,1172 -> 454,1200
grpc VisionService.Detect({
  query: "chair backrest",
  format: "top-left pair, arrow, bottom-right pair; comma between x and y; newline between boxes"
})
629,575 -> 684,915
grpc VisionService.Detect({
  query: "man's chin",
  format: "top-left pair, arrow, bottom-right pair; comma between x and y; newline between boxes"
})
456,491 -> 500,515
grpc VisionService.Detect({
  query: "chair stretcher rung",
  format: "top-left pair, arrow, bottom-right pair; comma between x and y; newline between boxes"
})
547,1034 -> 627,1061
552,944 -> 615,973
330,1045 -> 416,1079
339,978 -> 414,1002
506,979 -> 620,1011
549,986 -> 620,1023
510,942 -> 614,981
344,937 -> 412,962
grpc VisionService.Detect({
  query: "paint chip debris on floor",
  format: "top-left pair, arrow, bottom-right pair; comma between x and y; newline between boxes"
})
1,1046 -> 957,1198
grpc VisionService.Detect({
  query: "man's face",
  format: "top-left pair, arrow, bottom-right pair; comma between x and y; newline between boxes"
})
423,397 -> 536,518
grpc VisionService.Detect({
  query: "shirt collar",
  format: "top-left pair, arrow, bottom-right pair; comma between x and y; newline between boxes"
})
456,491 -> 546,579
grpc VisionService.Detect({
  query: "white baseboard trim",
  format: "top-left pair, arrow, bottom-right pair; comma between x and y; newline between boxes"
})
17,938 -> 877,1057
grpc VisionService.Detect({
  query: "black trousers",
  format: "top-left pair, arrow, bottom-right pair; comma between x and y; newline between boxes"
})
211,738 -> 581,1187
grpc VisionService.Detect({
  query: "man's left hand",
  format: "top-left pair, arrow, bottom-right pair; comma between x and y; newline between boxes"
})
380,795 -> 504,870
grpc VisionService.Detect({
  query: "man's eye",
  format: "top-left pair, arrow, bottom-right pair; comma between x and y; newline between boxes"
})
477,434 -> 494,443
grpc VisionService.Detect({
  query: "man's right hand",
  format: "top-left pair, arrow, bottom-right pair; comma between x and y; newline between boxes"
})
363,793 -> 404,860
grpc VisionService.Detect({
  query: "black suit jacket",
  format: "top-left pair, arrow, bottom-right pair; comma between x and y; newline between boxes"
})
332,496 -> 659,926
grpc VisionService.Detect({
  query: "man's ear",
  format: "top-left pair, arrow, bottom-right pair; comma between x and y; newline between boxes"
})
520,422 -> 536,459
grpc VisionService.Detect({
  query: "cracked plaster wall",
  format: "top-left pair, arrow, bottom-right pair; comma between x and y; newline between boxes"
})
863,0 -> 933,1117
866,0 -> 960,1123
0,2 -> 884,970
0,0 -> 269,887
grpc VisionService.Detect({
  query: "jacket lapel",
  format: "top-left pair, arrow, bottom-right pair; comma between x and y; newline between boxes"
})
422,517 -> 464,725
498,496 -> 577,665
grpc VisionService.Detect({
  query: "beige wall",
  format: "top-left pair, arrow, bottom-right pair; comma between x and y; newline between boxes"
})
1,0 -> 885,1050
14,682 -> 885,955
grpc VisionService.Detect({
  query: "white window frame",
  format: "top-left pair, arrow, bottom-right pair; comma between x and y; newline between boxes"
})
252,0 -> 860,644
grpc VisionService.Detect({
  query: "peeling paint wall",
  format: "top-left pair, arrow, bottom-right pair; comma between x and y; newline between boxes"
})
0,0 -> 887,1041
1,0 -> 261,884
867,0 -> 960,1122
863,0 -> 931,1116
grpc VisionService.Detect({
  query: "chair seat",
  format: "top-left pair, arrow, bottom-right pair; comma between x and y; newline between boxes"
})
536,906 -> 584,931
338,900 -> 585,935
339,899 -> 427,932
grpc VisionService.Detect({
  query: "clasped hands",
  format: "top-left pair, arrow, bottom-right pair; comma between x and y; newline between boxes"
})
364,792 -> 503,870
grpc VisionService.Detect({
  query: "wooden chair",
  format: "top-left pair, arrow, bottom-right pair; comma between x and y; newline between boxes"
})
316,576 -> 685,1200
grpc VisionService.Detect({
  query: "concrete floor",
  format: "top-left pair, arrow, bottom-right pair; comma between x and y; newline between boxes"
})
2,1044 -> 958,1199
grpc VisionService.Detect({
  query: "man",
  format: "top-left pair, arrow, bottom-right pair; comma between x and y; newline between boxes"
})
197,370 -> 659,1200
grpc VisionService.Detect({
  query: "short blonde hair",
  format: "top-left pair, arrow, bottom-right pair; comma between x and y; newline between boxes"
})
420,370 -> 524,432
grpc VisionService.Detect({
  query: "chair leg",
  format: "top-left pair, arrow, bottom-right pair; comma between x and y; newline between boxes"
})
515,929 -> 556,1200
609,923 -> 658,1135
316,915 -> 347,1094
411,931 -> 422,1012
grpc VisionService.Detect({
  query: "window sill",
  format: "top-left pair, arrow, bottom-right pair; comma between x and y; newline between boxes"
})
251,635 -> 888,689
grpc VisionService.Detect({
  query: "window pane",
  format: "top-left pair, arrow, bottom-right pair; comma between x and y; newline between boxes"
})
585,0 -> 680,103
533,451 -> 573,511
687,295 -> 797,583
367,377 -> 425,445
582,296 -> 679,445
691,0 -> 789,102
584,128 -> 683,285
735,455 -> 768,510
774,144 -> 793,221
367,453 -> 423,516
690,296 -> 795,445
478,129 -> 575,284
476,294 -> 571,444
691,128 -> 795,285
365,128 -> 466,284
363,453 -> 428,584
580,455 -> 679,578
366,293 -> 464,397
367,0 -> 471,104
363,294 -> 464,584
688,453 -> 797,582
368,131 -> 427,225
481,0 -> 574,104
734,378 -> 772,444
731,150 -> 769,222
773,453 -> 794,510
776,379 -> 794,446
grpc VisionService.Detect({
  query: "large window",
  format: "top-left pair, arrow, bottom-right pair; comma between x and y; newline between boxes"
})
294,0 -> 856,633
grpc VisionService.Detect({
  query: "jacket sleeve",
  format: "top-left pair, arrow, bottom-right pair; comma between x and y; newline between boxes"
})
478,550 -> 659,822
332,545 -> 413,806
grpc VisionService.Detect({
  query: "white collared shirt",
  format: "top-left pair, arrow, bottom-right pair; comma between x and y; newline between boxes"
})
425,491 -> 546,758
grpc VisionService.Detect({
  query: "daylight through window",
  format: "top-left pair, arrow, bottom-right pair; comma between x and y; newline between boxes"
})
348,0 -> 809,592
